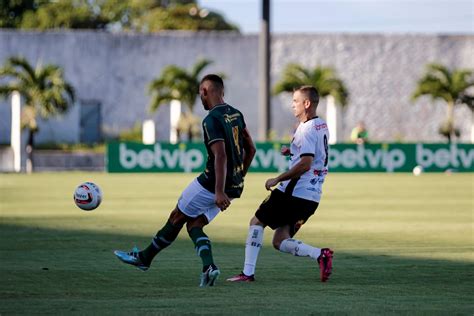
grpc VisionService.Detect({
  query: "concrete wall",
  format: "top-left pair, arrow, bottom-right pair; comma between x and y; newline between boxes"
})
0,30 -> 473,144
31,151 -> 104,171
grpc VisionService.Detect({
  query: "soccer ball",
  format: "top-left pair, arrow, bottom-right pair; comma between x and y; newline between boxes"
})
412,165 -> 424,176
74,182 -> 102,211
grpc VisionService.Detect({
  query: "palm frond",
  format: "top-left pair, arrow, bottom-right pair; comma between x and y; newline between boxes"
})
191,59 -> 213,79
8,56 -> 36,81
148,59 -> 216,113
411,64 -> 473,104
149,90 -> 175,113
426,63 -> 452,87
273,63 -> 349,106
0,56 -> 75,123
460,95 -> 474,111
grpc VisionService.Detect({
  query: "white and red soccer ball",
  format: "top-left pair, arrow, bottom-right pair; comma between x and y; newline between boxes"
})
74,182 -> 102,211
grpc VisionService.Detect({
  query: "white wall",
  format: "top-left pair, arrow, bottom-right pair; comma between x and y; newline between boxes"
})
0,30 -> 472,144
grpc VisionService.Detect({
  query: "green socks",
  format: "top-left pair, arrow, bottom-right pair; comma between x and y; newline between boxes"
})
188,227 -> 214,271
140,220 -> 181,265
138,222 -> 215,272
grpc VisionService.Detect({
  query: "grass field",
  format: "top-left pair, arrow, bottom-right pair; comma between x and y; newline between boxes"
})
0,172 -> 473,315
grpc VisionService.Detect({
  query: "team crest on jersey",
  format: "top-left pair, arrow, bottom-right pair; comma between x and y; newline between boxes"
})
223,113 -> 241,123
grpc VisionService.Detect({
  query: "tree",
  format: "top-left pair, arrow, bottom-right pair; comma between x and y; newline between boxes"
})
131,3 -> 239,32
20,0 -> 109,29
148,59 -> 214,141
412,63 -> 474,142
3,0 -> 239,32
0,0 -> 47,28
273,63 -> 349,143
0,56 -> 75,171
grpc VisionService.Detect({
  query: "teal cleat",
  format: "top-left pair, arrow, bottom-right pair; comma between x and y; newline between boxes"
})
200,265 -> 220,287
114,247 -> 150,271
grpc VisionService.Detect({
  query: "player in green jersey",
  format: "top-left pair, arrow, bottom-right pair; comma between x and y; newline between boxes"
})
114,74 -> 256,287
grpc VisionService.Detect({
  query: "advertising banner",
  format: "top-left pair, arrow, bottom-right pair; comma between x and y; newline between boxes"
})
107,142 -> 474,173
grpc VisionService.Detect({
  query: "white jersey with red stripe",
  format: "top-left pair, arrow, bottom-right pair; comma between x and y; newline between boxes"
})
276,117 -> 329,202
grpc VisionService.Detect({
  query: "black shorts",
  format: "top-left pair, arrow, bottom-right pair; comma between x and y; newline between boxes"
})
255,189 -> 319,237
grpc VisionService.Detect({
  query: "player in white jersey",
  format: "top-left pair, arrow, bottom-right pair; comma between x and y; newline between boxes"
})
227,86 -> 334,283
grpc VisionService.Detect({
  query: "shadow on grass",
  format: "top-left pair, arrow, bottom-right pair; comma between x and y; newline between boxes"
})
0,223 -> 473,315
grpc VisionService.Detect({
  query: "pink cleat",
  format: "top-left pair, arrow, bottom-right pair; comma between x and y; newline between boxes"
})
226,272 -> 255,282
318,248 -> 334,282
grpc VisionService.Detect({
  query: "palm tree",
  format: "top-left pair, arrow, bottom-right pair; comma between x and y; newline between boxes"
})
273,63 -> 349,143
412,63 -> 474,143
0,56 -> 75,171
148,59 -> 215,142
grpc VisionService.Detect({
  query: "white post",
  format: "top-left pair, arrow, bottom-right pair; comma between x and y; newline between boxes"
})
142,120 -> 155,144
11,91 -> 21,172
471,111 -> 474,144
170,100 -> 181,144
326,95 -> 341,144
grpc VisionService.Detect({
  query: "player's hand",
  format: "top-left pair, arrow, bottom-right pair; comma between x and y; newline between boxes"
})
265,178 -> 279,191
215,191 -> 231,211
281,146 -> 291,156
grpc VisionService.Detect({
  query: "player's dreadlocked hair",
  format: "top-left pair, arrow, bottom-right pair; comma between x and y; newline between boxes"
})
295,85 -> 319,107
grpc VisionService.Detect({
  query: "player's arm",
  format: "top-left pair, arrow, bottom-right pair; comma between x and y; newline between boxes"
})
265,155 -> 313,190
241,127 -> 256,176
210,140 -> 231,210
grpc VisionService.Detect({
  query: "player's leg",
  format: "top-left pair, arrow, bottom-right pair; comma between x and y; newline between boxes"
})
275,226 -> 333,282
273,197 -> 334,282
228,190 -> 287,282
273,225 -> 321,260
244,216 -> 266,275
187,216 -> 213,270
226,216 -> 265,282
175,178 -> 223,286
187,215 -> 220,287
138,208 -> 186,265
114,179 -> 203,270
114,207 -> 186,270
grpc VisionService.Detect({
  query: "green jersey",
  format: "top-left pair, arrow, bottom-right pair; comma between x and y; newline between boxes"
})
197,103 -> 247,198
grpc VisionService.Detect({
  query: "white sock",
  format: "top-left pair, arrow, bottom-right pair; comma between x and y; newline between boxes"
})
279,238 -> 321,260
243,225 -> 264,276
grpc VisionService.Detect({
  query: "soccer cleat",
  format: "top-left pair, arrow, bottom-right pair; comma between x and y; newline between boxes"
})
200,265 -> 221,287
226,272 -> 255,282
114,246 -> 150,271
317,248 -> 334,282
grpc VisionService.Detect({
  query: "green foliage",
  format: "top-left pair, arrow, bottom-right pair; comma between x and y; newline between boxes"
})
133,3 -> 239,32
0,173 -> 472,314
0,56 -> 75,133
412,63 -> 474,106
0,0 -> 47,28
273,63 -> 349,106
412,63 -> 474,141
148,58 -> 212,112
20,0 -> 108,29
148,59 -> 221,141
1,0 -> 239,32
117,121 -> 142,142
177,111 -> 201,140
438,121 -> 460,140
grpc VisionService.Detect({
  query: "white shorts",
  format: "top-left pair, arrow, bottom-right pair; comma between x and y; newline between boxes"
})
177,178 -> 221,223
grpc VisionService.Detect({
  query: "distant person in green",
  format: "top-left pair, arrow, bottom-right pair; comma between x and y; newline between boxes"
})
114,74 -> 256,287
351,121 -> 369,144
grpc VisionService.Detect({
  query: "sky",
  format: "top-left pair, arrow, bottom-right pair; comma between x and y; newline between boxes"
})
200,0 -> 474,34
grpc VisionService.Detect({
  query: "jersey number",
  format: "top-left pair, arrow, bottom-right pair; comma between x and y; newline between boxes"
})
323,135 -> 329,167
232,126 -> 241,154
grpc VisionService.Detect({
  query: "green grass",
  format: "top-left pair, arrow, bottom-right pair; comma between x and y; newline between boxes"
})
0,172 -> 473,315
